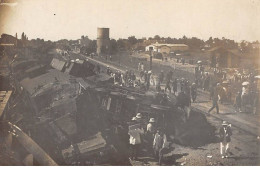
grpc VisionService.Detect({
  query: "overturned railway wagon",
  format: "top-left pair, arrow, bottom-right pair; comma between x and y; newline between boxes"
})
1,55 -> 217,165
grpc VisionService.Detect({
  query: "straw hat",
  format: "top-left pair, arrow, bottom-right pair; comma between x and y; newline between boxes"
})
222,121 -> 228,126
132,117 -> 137,121
149,118 -> 155,123
136,113 -> 142,119
242,81 -> 250,86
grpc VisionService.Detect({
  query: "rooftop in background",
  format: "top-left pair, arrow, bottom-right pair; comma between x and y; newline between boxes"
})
208,46 -> 243,57
0,44 -> 14,46
150,43 -> 188,47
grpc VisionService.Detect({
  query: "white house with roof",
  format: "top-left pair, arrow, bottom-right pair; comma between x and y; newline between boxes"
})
145,42 -> 189,54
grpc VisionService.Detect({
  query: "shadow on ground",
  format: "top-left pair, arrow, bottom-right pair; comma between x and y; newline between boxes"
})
163,153 -> 189,166
195,100 -> 210,103
228,156 -> 260,161
172,109 -> 218,148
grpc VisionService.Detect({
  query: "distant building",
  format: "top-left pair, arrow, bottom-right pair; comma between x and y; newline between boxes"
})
252,43 -> 260,49
0,34 -> 17,46
0,33 -> 29,48
208,46 -> 241,68
0,34 -> 17,58
145,42 -> 189,54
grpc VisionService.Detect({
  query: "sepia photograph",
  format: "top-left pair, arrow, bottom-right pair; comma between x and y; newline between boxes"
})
0,0 -> 260,166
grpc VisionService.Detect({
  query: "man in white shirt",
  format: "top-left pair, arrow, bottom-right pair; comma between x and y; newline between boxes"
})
140,62 -> 144,71
153,128 -> 167,165
219,121 -> 232,158
128,117 -> 144,160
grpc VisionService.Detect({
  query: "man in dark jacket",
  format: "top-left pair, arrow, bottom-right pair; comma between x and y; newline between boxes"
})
176,91 -> 191,122
159,71 -> 164,84
203,73 -> 210,91
176,91 -> 189,109
208,84 -> 219,114
219,121 -> 232,158
172,78 -> 178,95
191,83 -> 197,102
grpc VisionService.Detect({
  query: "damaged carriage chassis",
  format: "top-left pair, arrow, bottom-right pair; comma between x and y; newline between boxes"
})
60,85 -> 178,165
1,81 -> 183,165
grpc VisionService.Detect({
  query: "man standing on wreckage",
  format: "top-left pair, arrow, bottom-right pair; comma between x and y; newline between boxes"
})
128,113 -> 144,161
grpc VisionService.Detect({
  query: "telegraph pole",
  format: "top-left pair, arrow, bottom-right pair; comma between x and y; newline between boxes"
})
149,47 -> 153,70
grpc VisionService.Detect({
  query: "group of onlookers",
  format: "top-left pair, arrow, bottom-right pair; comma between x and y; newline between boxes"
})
128,113 -> 168,165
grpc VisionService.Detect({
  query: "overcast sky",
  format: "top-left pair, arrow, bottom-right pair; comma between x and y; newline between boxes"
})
0,0 -> 260,42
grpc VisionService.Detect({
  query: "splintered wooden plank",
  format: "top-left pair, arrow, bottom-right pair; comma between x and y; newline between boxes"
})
0,91 -> 12,117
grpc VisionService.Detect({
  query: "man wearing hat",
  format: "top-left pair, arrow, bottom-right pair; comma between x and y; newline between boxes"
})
128,113 -> 144,160
135,113 -> 142,123
147,118 -> 156,134
219,121 -> 232,158
146,118 -> 157,151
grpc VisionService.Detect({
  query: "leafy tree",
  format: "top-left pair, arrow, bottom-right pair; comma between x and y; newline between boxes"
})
110,39 -> 118,54
21,32 -> 24,40
154,35 -> 160,40
240,40 -> 247,52
128,36 -> 138,45
117,39 -> 126,50
206,37 -> 213,47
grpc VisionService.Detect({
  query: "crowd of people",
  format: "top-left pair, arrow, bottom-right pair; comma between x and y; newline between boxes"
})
90,58 -> 245,164
105,66 -> 141,88
194,63 -> 259,114
102,62 -> 198,122
128,113 -> 169,165
95,58 -> 259,117
127,112 -> 233,164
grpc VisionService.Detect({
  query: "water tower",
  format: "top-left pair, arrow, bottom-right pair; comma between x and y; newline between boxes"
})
96,28 -> 110,56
